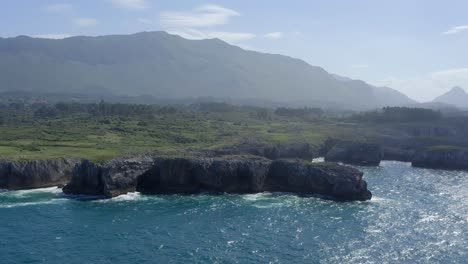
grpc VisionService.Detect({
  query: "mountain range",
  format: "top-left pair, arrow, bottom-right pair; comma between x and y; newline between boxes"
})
433,86 -> 468,109
0,31 -> 416,109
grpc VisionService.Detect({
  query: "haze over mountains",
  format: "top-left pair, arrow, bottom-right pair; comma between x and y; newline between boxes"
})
0,31 -> 417,109
433,86 -> 468,108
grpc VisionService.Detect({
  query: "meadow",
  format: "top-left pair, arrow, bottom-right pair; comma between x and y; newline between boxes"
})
0,102 -> 377,162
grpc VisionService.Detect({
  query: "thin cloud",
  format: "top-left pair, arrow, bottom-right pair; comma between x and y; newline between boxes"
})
161,4 -> 239,28
443,25 -> 468,34
42,3 -> 73,13
264,32 -> 283,39
160,4 -> 254,44
108,0 -> 149,10
33,34 -> 72,39
74,18 -> 98,27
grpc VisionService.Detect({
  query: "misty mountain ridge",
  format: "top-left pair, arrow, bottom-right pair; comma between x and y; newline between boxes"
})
433,86 -> 468,108
0,31 -> 415,110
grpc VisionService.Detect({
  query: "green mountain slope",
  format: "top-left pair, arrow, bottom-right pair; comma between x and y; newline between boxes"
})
0,31 -> 415,109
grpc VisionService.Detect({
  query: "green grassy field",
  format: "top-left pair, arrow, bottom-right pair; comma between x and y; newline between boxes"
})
2,103 -> 463,163
0,108 -> 377,162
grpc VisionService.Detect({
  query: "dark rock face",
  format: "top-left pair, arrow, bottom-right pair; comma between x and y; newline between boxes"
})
63,156 -> 372,201
137,157 -> 271,194
324,141 -> 383,166
382,146 -> 416,162
412,149 -> 468,171
265,160 -> 371,201
63,157 -> 154,197
0,159 -> 79,190
62,160 -> 102,195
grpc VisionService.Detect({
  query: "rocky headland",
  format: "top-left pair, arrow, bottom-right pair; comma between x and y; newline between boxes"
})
0,151 -> 372,201
63,156 -> 372,201
0,159 -> 78,190
320,138 -> 468,171
323,140 -> 383,166
412,147 -> 468,170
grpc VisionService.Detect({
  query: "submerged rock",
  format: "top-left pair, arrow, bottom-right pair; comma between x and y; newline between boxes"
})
63,156 -> 372,201
412,147 -> 468,171
0,159 -> 79,190
324,141 -> 383,166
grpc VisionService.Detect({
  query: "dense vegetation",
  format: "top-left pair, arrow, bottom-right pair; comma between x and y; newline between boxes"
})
274,107 -> 324,118
350,107 -> 442,123
0,102 -> 465,162
0,102 -> 371,162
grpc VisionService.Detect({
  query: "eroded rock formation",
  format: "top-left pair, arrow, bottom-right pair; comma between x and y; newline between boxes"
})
324,141 -> 383,166
412,148 -> 468,170
63,156 -> 372,201
0,159 -> 79,190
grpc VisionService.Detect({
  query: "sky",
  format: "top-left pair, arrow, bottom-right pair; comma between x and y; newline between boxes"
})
1,0 -> 468,102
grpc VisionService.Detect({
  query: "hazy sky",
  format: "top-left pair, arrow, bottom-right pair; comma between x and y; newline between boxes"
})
1,0 -> 468,102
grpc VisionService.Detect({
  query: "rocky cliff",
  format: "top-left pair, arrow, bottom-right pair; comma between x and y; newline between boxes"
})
412,148 -> 468,170
212,142 -> 317,161
324,140 -> 383,166
63,156 -> 372,201
0,159 -> 79,190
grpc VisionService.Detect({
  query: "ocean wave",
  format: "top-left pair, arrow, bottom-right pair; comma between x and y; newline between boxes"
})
369,196 -> 393,204
0,198 -> 67,209
0,186 -> 62,198
94,192 -> 154,203
241,192 -> 301,208
312,157 -> 325,163
242,193 -> 272,201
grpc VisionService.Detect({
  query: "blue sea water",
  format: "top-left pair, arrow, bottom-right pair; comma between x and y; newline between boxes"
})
0,161 -> 467,264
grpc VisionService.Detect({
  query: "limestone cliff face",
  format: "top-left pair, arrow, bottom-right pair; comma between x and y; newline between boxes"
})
0,159 -> 79,190
63,157 -> 154,197
265,160 -> 370,201
137,157 -> 271,194
324,141 -> 383,166
412,149 -> 468,171
382,146 -> 416,162
63,156 -> 372,201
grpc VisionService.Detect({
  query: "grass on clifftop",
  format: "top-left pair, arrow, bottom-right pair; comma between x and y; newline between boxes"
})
0,106 -> 377,162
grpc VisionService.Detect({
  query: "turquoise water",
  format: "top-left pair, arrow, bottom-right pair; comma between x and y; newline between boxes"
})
0,161 -> 467,263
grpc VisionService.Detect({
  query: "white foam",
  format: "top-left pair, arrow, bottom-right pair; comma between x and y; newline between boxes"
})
2,186 -> 62,198
312,157 -> 325,163
251,202 -> 285,208
380,160 -> 412,166
242,193 -> 270,201
369,196 -> 393,204
95,192 -> 152,203
241,192 -> 301,208
0,198 -> 67,208
419,213 -> 445,223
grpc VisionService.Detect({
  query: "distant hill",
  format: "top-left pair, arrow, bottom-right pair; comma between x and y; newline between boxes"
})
433,87 -> 468,108
0,31 -> 416,109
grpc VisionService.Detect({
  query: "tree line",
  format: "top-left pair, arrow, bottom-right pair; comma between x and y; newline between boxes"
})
350,107 -> 442,123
